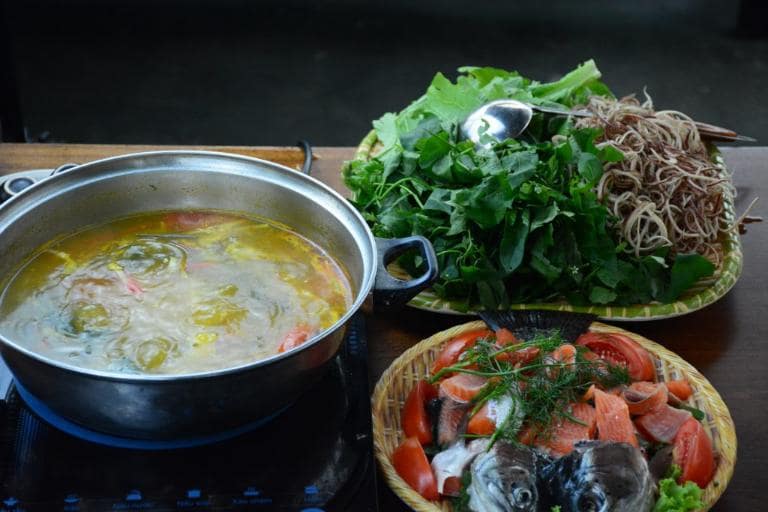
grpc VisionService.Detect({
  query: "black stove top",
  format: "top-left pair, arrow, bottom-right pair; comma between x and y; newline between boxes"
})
0,315 -> 377,512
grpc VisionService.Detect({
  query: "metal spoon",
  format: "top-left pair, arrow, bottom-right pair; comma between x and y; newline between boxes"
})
460,99 -> 755,148
460,99 -> 592,149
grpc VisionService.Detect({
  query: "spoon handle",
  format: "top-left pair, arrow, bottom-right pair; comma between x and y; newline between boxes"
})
693,121 -> 757,143
531,105 -> 756,142
530,105 -> 593,117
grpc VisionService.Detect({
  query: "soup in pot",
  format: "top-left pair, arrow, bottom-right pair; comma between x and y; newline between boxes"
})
0,211 -> 353,374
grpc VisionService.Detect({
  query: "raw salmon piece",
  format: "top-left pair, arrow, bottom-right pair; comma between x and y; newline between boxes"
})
635,404 -> 692,443
594,388 -> 638,447
623,381 -> 668,416
467,401 -> 496,436
439,373 -> 487,402
466,395 -> 518,436
539,402 -> 597,456
436,395 -> 471,446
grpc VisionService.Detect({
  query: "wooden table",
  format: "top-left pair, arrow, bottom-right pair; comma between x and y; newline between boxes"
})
1,143 -> 766,511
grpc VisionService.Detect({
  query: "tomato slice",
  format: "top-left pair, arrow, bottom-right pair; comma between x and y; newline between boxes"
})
277,324 -> 312,353
431,329 -> 492,375
402,381 -> 438,445
441,476 -> 462,497
576,332 -> 656,382
673,418 -> 715,488
392,437 -> 439,500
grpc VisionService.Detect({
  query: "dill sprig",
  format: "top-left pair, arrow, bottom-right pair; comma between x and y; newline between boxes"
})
439,329 -> 631,447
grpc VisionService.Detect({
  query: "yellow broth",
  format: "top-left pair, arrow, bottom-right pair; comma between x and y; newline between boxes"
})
0,211 -> 353,374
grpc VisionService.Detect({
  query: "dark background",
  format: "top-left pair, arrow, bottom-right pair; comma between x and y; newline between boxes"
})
1,0 -> 766,146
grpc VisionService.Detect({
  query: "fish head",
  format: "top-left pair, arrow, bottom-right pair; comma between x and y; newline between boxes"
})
555,441 -> 656,512
468,443 -> 539,512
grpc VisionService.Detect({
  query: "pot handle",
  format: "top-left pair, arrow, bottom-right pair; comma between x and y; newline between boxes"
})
373,236 -> 438,310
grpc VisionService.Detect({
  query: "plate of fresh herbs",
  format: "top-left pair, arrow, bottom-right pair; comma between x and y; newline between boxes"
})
343,60 -> 742,320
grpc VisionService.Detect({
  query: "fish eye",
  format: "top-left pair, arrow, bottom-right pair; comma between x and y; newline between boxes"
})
512,487 -> 533,505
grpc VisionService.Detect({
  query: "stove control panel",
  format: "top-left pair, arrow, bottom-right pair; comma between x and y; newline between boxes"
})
0,486 -> 335,511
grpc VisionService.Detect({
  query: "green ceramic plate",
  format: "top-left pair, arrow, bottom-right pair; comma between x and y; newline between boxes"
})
348,130 -> 743,321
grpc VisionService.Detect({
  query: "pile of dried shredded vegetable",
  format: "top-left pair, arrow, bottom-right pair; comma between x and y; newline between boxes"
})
576,94 -> 735,265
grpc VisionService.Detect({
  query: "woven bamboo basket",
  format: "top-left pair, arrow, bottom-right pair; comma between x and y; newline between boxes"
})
372,320 -> 736,512
349,130 -> 743,321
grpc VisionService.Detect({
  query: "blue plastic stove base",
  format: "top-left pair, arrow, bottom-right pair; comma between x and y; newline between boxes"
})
14,381 -> 289,450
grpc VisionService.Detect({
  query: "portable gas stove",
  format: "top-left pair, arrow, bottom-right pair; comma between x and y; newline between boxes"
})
0,315 -> 377,512
0,163 -> 379,512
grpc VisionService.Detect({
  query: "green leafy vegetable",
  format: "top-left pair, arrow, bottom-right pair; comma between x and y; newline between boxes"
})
653,465 -> 705,512
343,61 -> 717,309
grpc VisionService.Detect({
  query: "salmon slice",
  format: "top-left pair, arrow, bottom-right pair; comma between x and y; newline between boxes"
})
467,401 -> 496,436
594,388 -> 638,447
539,402 -> 597,456
466,395 -> 517,436
439,373 -> 487,402
436,395 -> 471,446
623,381 -> 669,416
635,404 -> 692,443
551,343 -> 577,365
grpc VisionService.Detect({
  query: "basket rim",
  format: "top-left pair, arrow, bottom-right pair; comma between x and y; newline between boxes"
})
349,130 -> 743,321
372,320 -> 737,512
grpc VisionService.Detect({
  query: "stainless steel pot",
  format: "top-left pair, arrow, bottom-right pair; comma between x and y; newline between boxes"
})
0,151 -> 437,441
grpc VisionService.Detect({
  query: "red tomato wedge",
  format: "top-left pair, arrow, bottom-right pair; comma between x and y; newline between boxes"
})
402,381 -> 438,445
673,418 -> 716,488
392,437 -> 439,501
636,404 -> 692,443
439,373 -> 487,402
577,332 -> 656,382
441,476 -> 462,497
277,324 -> 312,353
666,379 -> 694,401
494,328 -> 517,345
623,381 -> 669,416
540,402 -> 597,456
431,329 -> 492,375
594,388 -> 638,447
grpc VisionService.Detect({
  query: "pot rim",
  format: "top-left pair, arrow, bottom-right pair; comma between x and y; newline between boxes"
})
0,150 -> 377,382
